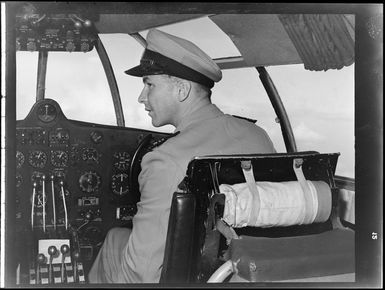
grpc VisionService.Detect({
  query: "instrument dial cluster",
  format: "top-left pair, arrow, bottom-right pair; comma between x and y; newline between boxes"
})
81,147 -> 100,163
111,173 -> 129,196
50,150 -> 69,167
112,151 -> 131,171
28,150 -> 48,168
79,171 -> 101,193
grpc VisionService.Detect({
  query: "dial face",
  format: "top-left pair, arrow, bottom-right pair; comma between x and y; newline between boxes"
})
16,151 -> 25,168
113,152 -> 131,171
111,173 -> 129,196
37,103 -> 57,123
90,130 -> 104,144
82,147 -> 99,163
79,171 -> 101,193
51,150 -> 68,167
28,150 -> 47,168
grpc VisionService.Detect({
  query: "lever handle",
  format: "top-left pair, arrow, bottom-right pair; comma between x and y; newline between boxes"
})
36,253 -> 46,284
59,181 -> 68,230
42,175 -> 46,232
60,245 -> 70,282
48,246 -> 57,284
31,182 -> 37,229
50,175 -> 56,230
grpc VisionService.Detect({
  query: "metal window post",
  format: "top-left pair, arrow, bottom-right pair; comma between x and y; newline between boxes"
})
256,66 -> 297,153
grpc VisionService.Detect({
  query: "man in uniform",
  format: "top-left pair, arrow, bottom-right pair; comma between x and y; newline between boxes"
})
88,28 -> 276,283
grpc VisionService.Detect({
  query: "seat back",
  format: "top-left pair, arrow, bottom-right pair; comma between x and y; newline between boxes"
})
160,151 -> 353,283
160,193 -> 197,283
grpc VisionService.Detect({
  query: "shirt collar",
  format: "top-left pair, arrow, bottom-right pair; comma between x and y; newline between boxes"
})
174,103 -> 224,133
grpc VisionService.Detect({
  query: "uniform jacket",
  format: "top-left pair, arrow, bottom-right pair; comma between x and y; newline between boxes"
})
121,103 -> 276,282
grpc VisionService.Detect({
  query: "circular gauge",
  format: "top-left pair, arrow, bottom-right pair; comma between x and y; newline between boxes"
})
111,173 -> 129,196
28,150 -> 47,168
37,103 -> 57,123
113,152 -> 131,171
79,171 -> 101,193
16,173 -> 23,188
16,151 -> 25,168
82,147 -> 99,163
90,130 -> 104,144
51,150 -> 68,167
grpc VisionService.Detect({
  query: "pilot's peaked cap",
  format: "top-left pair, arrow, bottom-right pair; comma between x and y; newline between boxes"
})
125,29 -> 222,88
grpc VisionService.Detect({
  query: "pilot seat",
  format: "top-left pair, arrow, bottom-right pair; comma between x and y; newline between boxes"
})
160,151 -> 355,283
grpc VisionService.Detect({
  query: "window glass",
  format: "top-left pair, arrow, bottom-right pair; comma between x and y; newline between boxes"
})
16,49 -> 116,126
212,67 -> 286,153
268,64 -> 355,178
98,34 -> 174,133
16,52 -> 39,120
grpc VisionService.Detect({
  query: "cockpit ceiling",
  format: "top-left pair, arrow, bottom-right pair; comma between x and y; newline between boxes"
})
94,14 -> 207,34
93,13 -> 303,67
94,13 -> 355,70
210,14 -> 303,67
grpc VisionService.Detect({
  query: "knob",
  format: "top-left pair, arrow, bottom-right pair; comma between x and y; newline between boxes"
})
72,250 -> 81,261
48,245 -> 58,258
60,244 -> 70,256
84,19 -> 92,27
85,211 -> 93,221
37,253 -> 46,265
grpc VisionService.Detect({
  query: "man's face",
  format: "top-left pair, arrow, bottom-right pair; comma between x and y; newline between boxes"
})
138,75 -> 179,127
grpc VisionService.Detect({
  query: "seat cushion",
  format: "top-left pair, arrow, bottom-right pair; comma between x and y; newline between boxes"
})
229,228 -> 355,281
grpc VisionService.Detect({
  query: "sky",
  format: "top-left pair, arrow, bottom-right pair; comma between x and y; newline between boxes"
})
13,16 -> 354,178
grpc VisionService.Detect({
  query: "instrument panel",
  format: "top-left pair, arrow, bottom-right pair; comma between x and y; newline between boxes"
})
15,98 -> 169,284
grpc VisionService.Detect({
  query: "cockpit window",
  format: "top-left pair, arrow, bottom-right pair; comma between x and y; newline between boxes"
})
268,64 -> 355,178
15,16 -> 354,178
16,49 -> 116,125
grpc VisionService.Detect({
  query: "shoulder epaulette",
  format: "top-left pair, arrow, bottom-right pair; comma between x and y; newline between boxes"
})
148,131 -> 180,151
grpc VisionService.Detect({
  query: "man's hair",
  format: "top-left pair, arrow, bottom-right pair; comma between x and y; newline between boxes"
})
166,75 -> 212,99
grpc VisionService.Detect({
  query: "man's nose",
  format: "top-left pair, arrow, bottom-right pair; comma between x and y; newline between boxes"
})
138,89 -> 147,104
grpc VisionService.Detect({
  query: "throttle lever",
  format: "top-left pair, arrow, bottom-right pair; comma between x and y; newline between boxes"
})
60,244 -> 70,282
50,175 -> 56,230
47,245 -> 57,284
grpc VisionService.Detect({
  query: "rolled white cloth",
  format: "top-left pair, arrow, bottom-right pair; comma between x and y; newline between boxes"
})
220,180 -> 331,228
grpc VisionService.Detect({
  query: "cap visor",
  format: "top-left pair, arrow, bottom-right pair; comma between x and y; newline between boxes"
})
124,65 -> 146,77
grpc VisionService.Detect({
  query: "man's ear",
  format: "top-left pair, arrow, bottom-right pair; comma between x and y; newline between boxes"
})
177,80 -> 191,102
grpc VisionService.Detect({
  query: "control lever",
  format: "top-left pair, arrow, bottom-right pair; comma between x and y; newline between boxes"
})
36,253 -> 46,284
77,211 -> 93,232
42,175 -> 46,232
31,182 -> 37,229
48,245 -> 57,284
72,249 -> 80,283
50,175 -> 56,230
59,180 -> 68,230
60,244 -> 70,282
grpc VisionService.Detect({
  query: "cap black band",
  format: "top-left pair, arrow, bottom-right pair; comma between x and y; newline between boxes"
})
125,49 -> 215,88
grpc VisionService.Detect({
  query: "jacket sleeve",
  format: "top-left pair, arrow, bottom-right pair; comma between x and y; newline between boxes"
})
120,149 -> 185,283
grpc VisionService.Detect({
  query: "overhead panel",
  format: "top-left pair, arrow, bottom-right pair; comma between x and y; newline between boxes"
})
210,14 -> 303,68
94,14 -> 207,34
